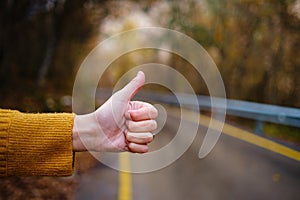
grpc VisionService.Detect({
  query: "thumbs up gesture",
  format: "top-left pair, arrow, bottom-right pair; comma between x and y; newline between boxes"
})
72,71 -> 158,153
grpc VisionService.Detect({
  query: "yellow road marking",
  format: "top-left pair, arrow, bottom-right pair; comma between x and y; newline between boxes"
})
117,107 -> 300,200
167,107 -> 300,161
118,153 -> 132,200
199,114 -> 300,162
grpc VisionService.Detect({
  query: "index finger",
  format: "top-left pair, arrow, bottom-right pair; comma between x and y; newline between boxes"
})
128,106 -> 158,121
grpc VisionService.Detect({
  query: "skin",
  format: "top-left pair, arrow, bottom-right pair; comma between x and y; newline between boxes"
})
72,71 -> 158,153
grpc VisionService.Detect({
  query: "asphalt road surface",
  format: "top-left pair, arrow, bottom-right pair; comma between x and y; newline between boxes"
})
75,108 -> 300,200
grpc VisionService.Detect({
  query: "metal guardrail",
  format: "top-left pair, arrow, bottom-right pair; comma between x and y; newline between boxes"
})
96,89 -> 300,135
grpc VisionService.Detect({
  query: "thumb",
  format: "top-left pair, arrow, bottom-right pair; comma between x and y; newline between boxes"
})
118,71 -> 145,101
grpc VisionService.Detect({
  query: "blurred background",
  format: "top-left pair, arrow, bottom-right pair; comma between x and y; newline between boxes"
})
1,0 -> 300,111
0,0 -> 300,199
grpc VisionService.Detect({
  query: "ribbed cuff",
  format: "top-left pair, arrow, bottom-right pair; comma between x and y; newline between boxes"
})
0,109 -> 74,177
0,110 -> 12,176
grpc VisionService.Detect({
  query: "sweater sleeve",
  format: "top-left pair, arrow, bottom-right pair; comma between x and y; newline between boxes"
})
0,109 -> 74,177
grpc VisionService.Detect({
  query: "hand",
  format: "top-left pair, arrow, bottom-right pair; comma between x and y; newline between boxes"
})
72,71 -> 158,153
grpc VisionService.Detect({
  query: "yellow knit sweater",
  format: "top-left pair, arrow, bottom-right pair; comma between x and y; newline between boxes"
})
0,109 -> 74,177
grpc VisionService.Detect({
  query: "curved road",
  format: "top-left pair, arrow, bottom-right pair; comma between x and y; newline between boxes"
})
75,107 -> 300,200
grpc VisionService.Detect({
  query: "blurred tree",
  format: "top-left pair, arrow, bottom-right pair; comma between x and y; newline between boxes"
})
1,0 -> 299,111
0,0 -> 107,111
165,0 -> 300,107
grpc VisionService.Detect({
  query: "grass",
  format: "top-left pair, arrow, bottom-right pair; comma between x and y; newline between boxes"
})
224,115 -> 300,149
263,123 -> 300,148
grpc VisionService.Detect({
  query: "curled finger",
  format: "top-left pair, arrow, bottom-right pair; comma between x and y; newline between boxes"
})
126,131 -> 153,144
128,105 -> 158,121
126,119 -> 157,132
128,143 -> 149,153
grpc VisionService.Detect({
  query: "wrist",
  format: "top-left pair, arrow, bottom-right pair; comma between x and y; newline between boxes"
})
72,113 -> 98,152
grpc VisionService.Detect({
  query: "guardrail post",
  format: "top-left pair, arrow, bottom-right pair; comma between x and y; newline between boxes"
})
255,120 -> 264,136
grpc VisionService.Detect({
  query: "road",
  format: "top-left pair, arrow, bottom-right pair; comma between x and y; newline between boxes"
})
75,107 -> 300,200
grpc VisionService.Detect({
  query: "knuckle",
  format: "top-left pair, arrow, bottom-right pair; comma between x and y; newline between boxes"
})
127,121 -> 136,131
147,133 -> 154,143
150,120 -> 157,130
126,133 -> 133,141
152,108 -> 158,118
